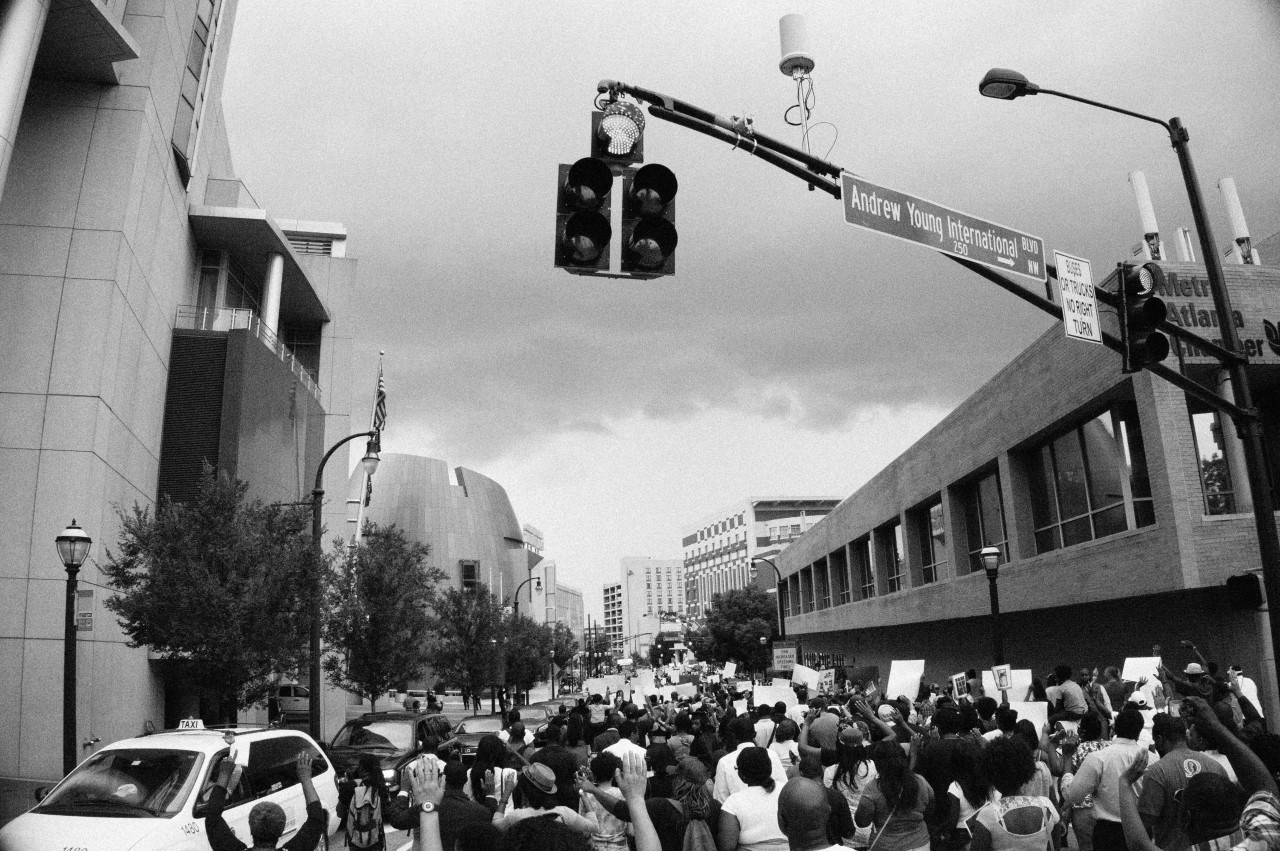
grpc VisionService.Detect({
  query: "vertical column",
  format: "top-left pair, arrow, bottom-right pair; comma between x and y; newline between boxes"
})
0,0 -> 51,205
262,252 -> 284,335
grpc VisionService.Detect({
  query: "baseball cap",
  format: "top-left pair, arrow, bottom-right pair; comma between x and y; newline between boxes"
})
876,704 -> 897,721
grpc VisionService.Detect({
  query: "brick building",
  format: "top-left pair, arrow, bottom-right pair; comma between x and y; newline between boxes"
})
776,260 -> 1280,717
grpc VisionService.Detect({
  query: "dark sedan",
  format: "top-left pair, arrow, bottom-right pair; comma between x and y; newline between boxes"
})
440,714 -> 505,762
327,711 -> 452,793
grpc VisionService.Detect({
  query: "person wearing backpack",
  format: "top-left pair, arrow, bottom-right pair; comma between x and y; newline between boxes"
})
338,753 -> 390,850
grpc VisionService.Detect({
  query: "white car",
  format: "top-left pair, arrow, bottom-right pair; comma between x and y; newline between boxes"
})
276,683 -> 311,714
0,724 -> 339,851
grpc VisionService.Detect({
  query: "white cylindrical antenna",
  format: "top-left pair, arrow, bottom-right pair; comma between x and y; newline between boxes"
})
1128,171 -> 1162,260
779,14 -> 815,77
1218,177 -> 1257,264
1175,227 -> 1196,262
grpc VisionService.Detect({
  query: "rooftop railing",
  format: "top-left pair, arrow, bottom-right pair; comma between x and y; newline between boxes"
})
175,305 -> 321,403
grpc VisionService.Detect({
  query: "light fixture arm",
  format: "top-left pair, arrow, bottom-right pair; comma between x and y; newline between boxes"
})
1033,87 -> 1173,135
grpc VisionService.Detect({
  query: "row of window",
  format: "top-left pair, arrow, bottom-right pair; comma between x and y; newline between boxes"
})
781,401 -> 1157,617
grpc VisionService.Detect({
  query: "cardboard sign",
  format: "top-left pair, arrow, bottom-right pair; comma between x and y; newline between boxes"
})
733,699 -> 748,716
1008,701 -> 1049,733
886,660 -> 925,702
773,678 -> 792,689
585,678 -> 607,696
792,664 -> 821,689
753,685 -> 798,708
991,664 -> 1013,692
817,669 -> 836,693
723,662 -> 737,678
951,673 -> 967,697
670,683 -> 697,699
635,670 -> 655,696
736,680 -> 753,694
1121,657 -> 1162,684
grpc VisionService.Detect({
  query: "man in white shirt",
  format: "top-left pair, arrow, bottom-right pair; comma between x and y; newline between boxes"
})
753,705 -> 777,748
603,719 -> 647,761
1062,709 -> 1149,851
714,715 -> 789,802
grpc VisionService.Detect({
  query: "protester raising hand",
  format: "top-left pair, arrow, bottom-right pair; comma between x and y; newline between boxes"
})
615,751 -> 661,851
411,756 -> 446,851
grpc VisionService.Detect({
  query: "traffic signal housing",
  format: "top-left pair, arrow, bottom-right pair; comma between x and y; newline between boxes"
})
1119,261 -> 1170,373
592,103 -> 645,168
555,157 -> 614,274
621,163 -> 678,277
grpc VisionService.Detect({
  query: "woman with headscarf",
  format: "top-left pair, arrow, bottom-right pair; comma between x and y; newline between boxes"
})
580,755 -> 723,851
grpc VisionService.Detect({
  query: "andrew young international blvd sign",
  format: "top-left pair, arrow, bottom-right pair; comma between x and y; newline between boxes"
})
841,173 -> 1047,283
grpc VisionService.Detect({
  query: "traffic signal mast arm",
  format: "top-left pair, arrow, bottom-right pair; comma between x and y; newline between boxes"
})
598,79 -> 842,197
595,78 -> 1256,423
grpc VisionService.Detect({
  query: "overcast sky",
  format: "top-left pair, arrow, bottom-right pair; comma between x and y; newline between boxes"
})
222,2 -> 1280,620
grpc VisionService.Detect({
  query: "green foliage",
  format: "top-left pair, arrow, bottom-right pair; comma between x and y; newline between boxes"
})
103,466 -> 314,720
689,586 -> 777,672
648,634 -> 677,667
550,622 -> 578,671
424,586 -> 504,714
502,614 -> 554,694
322,522 -> 442,712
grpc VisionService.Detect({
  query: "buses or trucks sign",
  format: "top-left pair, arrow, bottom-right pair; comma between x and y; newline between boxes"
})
1054,251 -> 1102,345
841,173 -> 1047,283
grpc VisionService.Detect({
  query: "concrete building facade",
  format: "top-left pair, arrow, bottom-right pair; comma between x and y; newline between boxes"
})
776,260 -> 1280,718
682,498 -> 841,617
602,582 -> 623,650
619,556 -> 684,657
0,0 -> 359,802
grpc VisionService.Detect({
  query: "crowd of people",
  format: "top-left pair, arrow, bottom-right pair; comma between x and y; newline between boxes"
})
212,643 -> 1280,851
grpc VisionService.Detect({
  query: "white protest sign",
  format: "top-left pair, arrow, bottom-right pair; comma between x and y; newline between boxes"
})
723,662 -> 738,678
951,673 -> 967,697
585,678 -> 607,696
773,678 -> 792,689
670,683 -> 697,699
736,680 -> 753,694
733,699 -> 748,716
1055,251 -> 1102,344
1121,657 -> 1162,684
792,664 -> 821,689
1008,701 -> 1049,733
635,670 -> 655,696
886,660 -> 925,702
754,685 -> 798,708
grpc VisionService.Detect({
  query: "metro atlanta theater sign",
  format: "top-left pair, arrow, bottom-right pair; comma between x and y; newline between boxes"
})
1154,268 -> 1278,362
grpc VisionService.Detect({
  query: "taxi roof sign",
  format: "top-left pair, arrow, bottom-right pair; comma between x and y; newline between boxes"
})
177,718 -> 204,730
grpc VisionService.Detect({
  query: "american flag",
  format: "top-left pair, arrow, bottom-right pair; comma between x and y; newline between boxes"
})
372,364 -> 386,434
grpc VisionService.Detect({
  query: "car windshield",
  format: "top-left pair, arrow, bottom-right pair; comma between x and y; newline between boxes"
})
332,720 -> 413,750
36,749 -> 203,817
455,717 -> 503,735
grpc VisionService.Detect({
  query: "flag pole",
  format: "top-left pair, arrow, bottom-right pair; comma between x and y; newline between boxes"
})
349,351 -> 385,548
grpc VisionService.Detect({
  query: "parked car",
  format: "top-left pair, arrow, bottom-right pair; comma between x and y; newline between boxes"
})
326,711 -> 451,794
0,724 -> 339,851
440,714 -> 505,762
275,683 -> 310,714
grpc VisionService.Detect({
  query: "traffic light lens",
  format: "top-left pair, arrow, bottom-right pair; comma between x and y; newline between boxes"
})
562,211 -> 612,266
627,218 -> 678,270
630,164 -> 678,207
599,101 -> 646,156
1136,267 -> 1156,297
565,158 -> 614,211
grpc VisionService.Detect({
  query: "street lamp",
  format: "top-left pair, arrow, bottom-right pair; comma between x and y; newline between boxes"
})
979,68 -> 1280,698
56,520 -> 92,775
310,431 -> 380,741
980,546 -> 1004,666
511,575 -> 543,620
748,556 -> 786,638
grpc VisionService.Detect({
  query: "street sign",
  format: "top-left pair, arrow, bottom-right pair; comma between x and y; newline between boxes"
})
1054,251 -> 1102,345
840,173 -> 1047,282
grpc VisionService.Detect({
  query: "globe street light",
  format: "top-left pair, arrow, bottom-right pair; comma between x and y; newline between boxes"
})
310,431 -> 380,741
56,520 -> 92,775
748,556 -> 786,639
979,68 -> 1280,699
980,546 -> 1004,666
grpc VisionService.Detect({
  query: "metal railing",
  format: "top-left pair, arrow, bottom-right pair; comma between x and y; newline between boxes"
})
175,306 -> 321,403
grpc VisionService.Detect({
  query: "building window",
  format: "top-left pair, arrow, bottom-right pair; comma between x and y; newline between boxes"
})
964,470 -> 1008,572
880,521 -> 905,593
852,536 -> 875,599
814,558 -> 831,609
172,0 -> 222,184
916,500 -> 946,584
459,560 -> 479,592
1027,402 -> 1155,554
1191,407 -> 1236,515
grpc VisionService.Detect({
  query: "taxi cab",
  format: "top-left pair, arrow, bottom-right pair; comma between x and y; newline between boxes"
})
0,721 -> 339,851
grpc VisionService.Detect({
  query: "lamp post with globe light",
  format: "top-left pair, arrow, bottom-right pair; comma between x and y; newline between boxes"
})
980,546 -> 1005,667
749,555 -> 786,639
57,521 -> 92,775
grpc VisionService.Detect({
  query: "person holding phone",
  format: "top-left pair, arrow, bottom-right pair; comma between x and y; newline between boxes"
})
205,750 -> 325,851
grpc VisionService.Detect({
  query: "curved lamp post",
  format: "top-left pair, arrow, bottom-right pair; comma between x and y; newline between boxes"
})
980,546 -> 1004,666
979,67 -> 1280,697
749,556 -> 786,638
56,520 -> 92,775
511,575 -> 543,620
310,431 -> 380,740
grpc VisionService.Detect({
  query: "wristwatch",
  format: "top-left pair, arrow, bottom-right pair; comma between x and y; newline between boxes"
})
420,801 -> 436,814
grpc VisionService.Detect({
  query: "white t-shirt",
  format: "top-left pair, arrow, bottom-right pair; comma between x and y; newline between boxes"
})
769,740 -> 799,770
824,759 -> 878,813
721,785 -> 788,849
464,766 -> 518,814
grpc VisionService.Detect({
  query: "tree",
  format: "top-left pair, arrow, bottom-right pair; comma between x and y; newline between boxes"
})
502,614 -> 553,702
424,586 -> 504,715
103,466 -> 314,721
550,622 -> 578,697
322,522 -> 443,713
692,586 -> 777,673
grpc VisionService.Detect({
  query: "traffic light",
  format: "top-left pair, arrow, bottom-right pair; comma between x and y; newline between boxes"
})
555,157 -> 614,273
621,163 -> 678,276
592,102 -> 645,168
1119,261 -> 1170,373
